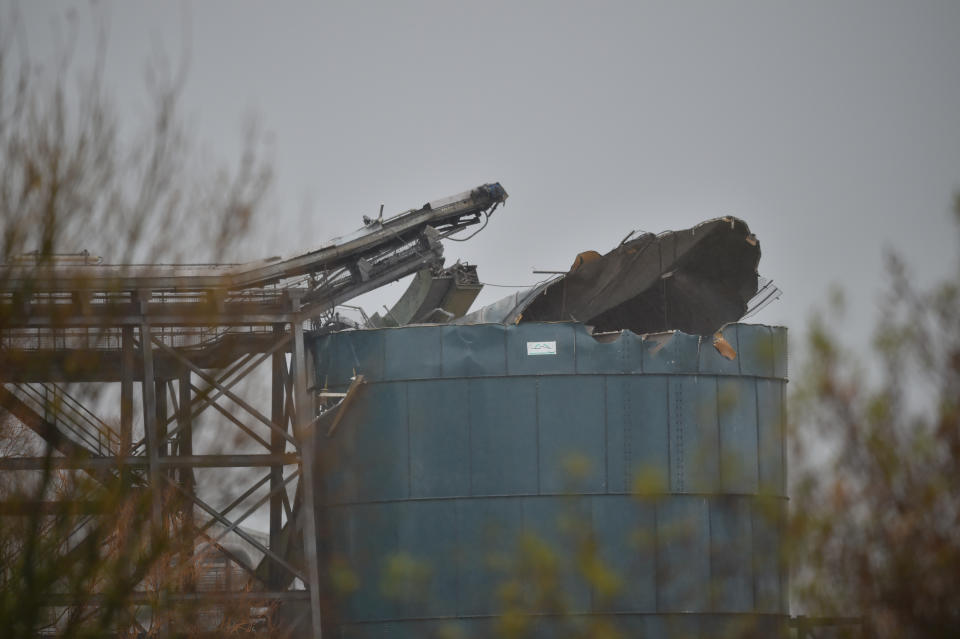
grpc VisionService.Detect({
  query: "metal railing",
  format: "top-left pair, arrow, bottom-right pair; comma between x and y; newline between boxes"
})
10,382 -> 119,457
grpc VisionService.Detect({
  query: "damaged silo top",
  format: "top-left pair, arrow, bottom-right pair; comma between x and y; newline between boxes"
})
460,216 -> 764,335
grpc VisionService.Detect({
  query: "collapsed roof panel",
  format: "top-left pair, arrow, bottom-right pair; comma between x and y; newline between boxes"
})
458,216 -> 763,336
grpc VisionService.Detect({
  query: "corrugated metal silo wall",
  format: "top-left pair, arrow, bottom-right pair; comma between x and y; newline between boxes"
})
310,322 -> 788,638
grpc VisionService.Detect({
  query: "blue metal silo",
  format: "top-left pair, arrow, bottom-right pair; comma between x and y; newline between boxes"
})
310,321 -> 788,638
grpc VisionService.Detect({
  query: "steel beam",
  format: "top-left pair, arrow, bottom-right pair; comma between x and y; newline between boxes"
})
177,368 -> 195,557
160,352 -> 256,441
120,326 -> 134,453
200,472 -> 272,536
152,336 -> 299,449
189,382 -> 272,450
270,323 -> 288,589
204,470 -> 299,550
164,476 -> 307,584
41,590 -> 309,605
139,321 -> 162,535
0,306 -> 298,328
156,378 -> 168,463
291,309 -> 324,639
0,454 -> 300,471
173,333 -> 292,434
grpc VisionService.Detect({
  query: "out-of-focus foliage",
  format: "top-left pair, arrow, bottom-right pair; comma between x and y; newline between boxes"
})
0,6 -> 273,637
0,8 -> 270,265
789,194 -> 960,638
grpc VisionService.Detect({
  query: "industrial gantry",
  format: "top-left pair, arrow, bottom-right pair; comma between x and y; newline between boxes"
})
0,184 -> 508,638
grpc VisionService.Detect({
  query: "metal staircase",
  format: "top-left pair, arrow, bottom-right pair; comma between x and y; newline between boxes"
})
7,382 -> 119,457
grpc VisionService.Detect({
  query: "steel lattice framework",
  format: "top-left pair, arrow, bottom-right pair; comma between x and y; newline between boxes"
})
0,184 -> 507,637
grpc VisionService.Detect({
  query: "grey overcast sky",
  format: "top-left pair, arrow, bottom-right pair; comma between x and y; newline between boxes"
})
13,1 -> 960,351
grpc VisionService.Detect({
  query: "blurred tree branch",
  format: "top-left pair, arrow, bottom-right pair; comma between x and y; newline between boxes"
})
0,5 -> 275,637
789,193 -> 960,638
0,5 -> 271,266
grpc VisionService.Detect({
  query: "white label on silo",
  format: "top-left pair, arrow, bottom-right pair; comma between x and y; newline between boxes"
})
527,341 -> 557,355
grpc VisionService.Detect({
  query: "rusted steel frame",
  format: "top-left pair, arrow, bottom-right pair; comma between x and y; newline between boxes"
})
17,382 -> 119,454
190,470 -> 299,585
163,474 -> 308,583
155,378 -> 168,464
164,454 -> 298,467
284,360 -> 296,424
291,314 -> 324,639
0,454 -> 299,471
139,322 -> 162,535
177,367 -> 195,590
0,385 -> 111,484
198,471 -> 273,536
176,353 -> 256,429
270,324 -> 289,588
194,529 -> 265,585
120,326 -> 135,454
0,308 -> 298,329
0,500 -> 115,515
156,351 -> 257,446
188,383 -> 272,451
203,469 -> 300,549
161,331 -> 293,446
166,380 -> 179,424
151,336 -> 298,449
169,331 -> 293,433
42,590 -> 309,604
125,349 -> 257,455
281,485 -> 293,520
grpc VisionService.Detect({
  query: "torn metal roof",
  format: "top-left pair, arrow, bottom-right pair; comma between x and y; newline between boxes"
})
459,216 -> 765,336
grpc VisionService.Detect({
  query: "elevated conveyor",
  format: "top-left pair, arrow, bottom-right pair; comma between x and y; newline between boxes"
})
0,183 -> 505,300
0,182 -> 506,375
